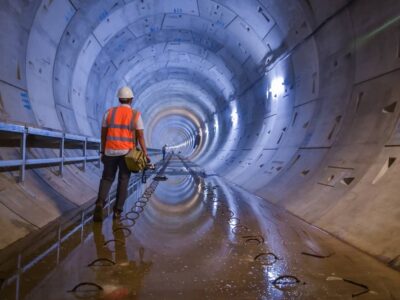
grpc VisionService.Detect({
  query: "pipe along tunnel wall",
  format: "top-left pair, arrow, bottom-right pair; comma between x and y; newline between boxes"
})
0,0 -> 399,273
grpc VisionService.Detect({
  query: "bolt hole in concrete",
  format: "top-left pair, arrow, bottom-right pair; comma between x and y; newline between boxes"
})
340,177 -> 355,186
372,157 -> 396,184
382,101 -> 397,113
301,169 -> 310,176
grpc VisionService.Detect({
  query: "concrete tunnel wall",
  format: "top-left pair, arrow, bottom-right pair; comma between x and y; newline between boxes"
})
0,0 -> 400,268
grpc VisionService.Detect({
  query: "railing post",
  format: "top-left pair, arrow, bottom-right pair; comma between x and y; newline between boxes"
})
107,194 -> 111,215
59,135 -> 64,176
56,224 -> 61,264
80,210 -> 85,242
1,122 -> 103,179
83,139 -> 87,171
19,129 -> 27,183
15,253 -> 21,300
97,143 -> 101,168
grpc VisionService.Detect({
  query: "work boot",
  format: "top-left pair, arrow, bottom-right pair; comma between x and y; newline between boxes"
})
113,209 -> 123,220
93,205 -> 103,222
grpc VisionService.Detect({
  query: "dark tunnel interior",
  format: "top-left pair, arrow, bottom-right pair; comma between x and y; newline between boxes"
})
0,0 -> 400,298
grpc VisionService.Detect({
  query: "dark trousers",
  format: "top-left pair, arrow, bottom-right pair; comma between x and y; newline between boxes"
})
96,155 -> 131,212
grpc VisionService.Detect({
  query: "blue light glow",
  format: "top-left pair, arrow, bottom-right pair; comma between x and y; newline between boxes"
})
269,77 -> 285,98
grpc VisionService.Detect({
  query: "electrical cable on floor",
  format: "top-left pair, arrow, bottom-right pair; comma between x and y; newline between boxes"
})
342,279 -> 369,298
103,239 -> 125,246
67,157 -> 173,295
242,235 -> 265,244
112,227 -> 132,237
301,251 -> 334,258
272,275 -> 302,290
254,252 -> 279,266
125,211 -> 140,219
67,282 -> 103,293
87,258 -> 115,267
119,217 -> 135,227
232,224 -> 251,235
135,200 -> 147,207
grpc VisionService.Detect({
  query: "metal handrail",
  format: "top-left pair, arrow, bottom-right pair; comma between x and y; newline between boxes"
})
0,158 -> 165,299
0,122 -> 101,182
0,121 -> 162,182
0,174 -> 146,299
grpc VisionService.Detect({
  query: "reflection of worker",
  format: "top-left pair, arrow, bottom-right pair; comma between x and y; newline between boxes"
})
94,86 -> 150,221
92,220 -> 153,299
193,132 -> 201,149
162,144 -> 167,161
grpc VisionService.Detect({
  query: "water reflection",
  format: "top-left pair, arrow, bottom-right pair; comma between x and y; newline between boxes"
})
92,220 -> 153,299
19,157 -> 400,299
134,172 -> 213,255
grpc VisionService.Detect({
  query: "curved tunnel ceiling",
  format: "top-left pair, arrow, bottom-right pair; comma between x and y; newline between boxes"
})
28,0 -> 279,161
1,0 -> 400,267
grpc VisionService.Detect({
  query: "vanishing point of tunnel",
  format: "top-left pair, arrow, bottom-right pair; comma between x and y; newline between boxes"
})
0,0 -> 400,299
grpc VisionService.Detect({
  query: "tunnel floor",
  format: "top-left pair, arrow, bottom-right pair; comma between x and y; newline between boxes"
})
17,157 -> 400,299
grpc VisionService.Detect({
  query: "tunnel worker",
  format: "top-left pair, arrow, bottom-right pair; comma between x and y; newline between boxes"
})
94,86 -> 150,222
194,132 -> 201,149
162,144 -> 167,161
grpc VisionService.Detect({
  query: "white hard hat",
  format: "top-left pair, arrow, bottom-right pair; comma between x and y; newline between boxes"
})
117,86 -> 134,99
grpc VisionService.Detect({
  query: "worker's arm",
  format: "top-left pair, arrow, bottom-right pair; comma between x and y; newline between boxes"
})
136,129 -> 149,160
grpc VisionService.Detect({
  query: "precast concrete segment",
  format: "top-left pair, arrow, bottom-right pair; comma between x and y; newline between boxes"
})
8,157 -> 398,299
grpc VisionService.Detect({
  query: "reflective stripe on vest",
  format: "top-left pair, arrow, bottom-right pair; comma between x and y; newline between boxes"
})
105,107 -> 140,150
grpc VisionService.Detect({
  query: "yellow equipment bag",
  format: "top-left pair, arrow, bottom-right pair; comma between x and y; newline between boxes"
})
125,148 -> 147,172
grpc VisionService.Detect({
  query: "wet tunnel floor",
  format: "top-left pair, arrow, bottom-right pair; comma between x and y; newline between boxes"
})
21,156 -> 400,299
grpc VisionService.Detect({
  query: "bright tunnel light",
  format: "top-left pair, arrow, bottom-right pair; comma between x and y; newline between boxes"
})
214,114 -> 219,132
204,124 -> 209,136
230,101 -> 239,127
269,77 -> 285,98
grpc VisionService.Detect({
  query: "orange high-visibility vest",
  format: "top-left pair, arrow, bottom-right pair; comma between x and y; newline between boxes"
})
105,106 -> 141,150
